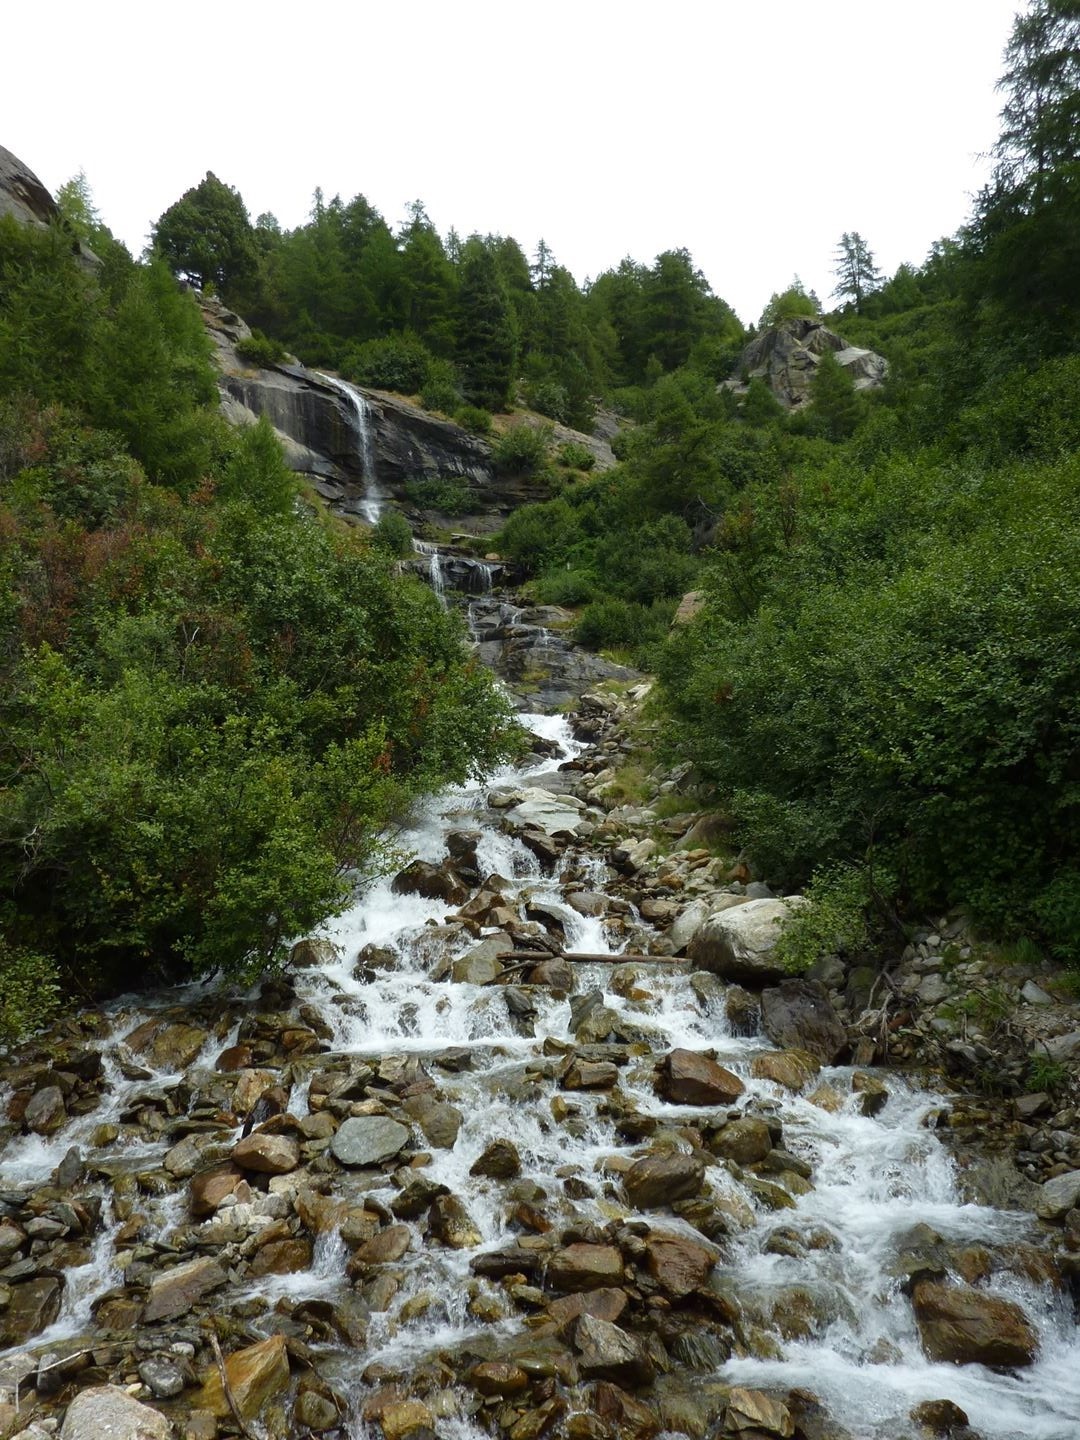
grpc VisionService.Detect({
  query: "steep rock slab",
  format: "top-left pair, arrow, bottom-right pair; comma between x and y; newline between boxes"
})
721,317 -> 886,410
196,1333 -> 291,1419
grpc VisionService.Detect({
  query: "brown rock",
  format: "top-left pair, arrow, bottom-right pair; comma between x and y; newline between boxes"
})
548,1243 -> 625,1291
760,979 -> 847,1063
190,1163 -> 249,1218
547,1287 -> 629,1328
429,1193 -> 482,1249
355,1224 -> 412,1265
127,1019 -> 208,1071
377,1398 -> 436,1440
403,1093 -> 462,1149
468,1361 -> 530,1397
911,1280 -> 1038,1367
573,1314 -> 654,1387
233,1130 -> 300,1174
1,1275 -> 63,1345
197,1333 -> 290,1420
852,1071 -> 889,1117
910,1398 -> 971,1434
708,1116 -> 773,1165
143,1256 -> 227,1323
726,1386 -> 794,1436
624,1152 -> 705,1209
24,1084 -> 66,1135
215,1044 -> 254,1072
249,1238 -> 313,1276
750,1050 -> 820,1091
564,1058 -> 620,1090
642,1234 -> 716,1297
658,1049 -> 745,1106
59,1385 -> 172,1440
471,1138 -> 522,1179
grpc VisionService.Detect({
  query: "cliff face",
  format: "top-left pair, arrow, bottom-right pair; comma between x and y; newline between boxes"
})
0,144 -> 58,228
722,317 -> 887,410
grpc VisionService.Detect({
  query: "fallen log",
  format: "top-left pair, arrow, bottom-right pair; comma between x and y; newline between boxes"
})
496,951 -> 688,965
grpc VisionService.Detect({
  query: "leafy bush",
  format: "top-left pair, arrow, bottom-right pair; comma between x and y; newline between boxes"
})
342,336 -> 433,394
402,476 -> 483,514
419,358 -> 461,414
525,379 -> 570,423
497,497 -> 581,569
557,441 -> 596,470
532,568 -> 597,606
492,422 -> 551,474
0,940 -> 59,1044
371,507 -> 413,557
774,864 -> 874,974
455,405 -> 492,435
235,329 -> 287,367
575,597 -> 675,654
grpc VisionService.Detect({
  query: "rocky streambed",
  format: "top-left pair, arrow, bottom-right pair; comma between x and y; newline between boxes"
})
0,631 -> 1079,1440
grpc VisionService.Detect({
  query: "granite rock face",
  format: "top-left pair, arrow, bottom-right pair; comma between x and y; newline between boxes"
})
0,143 -> 59,228
722,317 -> 887,410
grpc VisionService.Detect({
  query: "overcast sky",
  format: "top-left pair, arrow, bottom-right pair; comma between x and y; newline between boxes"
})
5,0 -> 1019,324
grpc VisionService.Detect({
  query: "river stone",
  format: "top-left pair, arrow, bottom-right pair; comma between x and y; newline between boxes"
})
127,1020 -> 208,1071
137,1356 -> 187,1400
468,1361 -> 529,1397
250,1238 -> 314,1276
143,1256 -> 227,1322
190,1163 -> 249,1217
643,1234 -> 717,1297
233,1131 -> 300,1174
563,1058 -> 620,1090
355,1224 -> 412,1265
506,787 -> 586,836
528,957 -> 575,990
911,1280 -> 1037,1367
573,1313 -> 655,1387
547,1243 -> 624,1291
624,1151 -> 705,1209
687,897 -> 807,984
658,1049 -> 745,1105
760,979 -> 847,1063
851,1072 -> 889,1117
726,1386 -> 794,1438
1043,1030 -> 1080,1062
331,1115 -> 410,1167
196,1333 -> 290,1419
376,1398 -> 436,1440
430,1193 -> 482,1249
391,858 -> 469,904
1036,1169 -> 1080,1221
708,1116 -> 773,1165
403,1094 -> 462,1148
451,939 -> 505,986
1,1275 -> 63,1345
471,1139 -> 522,1179
750,1049 -> 820,1091
910,1398 -> 971,1434
60,1385 -> 172,1440
290,936 -> 340,968
24,1084 -> 66,1135
546,1286 -> 629,1328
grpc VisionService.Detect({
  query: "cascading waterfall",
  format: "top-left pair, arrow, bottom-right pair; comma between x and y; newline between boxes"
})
413,539 -> 446,603
318,372 -> 382,522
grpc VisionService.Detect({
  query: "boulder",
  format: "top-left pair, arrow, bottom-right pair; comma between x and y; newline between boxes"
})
403,1094 -> 462,1149
353,1224 -> 412,1266
1,1275 -> 63,1345
24,1084 -> 66,1134
708,1116 -> 773,1165
505,787 -> 586,837
563,1058 -> 620,1090
190,1163 -> 249,1217
471,1139 -> 522,1179
331,1115 -> 410,1167
60,1385 -> 172,1440
126,1019 -> 208,1071
249,1238 -> 313,1276
721,317 -> 887,411
0,144 -> 60,230
196,1333 -> 291,1420
750,1049 -> 820,1091
658,1049 -> 745,1105
1036,1169 -> 1080,1222
233,1131 -> 300,1174
451,939 -> 506,986
687,898 -> 807,985
642,1234 -> 717,1297
911,1280 -> 1037,1367
624,1152 -> 705,1209
468,1361 -> 530,1397
760,979 -> 847,1063
392,859 -> 469,905
546,1287 -> 629,1328
725,1387 -> 794,1437
547,1243 -> 625,1291
143,1257 -> 227,1323
429,1194 -> 482,1249
573,1314 -> 654,1387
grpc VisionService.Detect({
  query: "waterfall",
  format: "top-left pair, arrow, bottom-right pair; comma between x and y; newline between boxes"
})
413,540 -> 446,604
318,373 -> 382,523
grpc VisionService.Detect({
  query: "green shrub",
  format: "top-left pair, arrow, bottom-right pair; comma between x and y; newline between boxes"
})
455,405 -> 492,435
235,330 -> 287,367
0,940 -> 60,1045
497,497 -> 581,568
525,379 -> 570,423
557,441 -> 596,470
532,568 -> 597,606
419,358 -> 461,414
402,476 -> 483,513
342,336 -> 432,394
492,423 -> 551,475
774,864 -> 874,974
371,508 -> 413,557
575,597 -> 675,653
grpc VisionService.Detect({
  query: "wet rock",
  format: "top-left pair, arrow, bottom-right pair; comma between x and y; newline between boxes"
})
750,1049 -> 820,1091
290,936 -> 340,968
164,1133 -> 229,1179
1,1275 -> 63,1345
726,1386 -> 795,1437
657,1048 -> 745,1105
430,1193 -> 482,1249
190,1163 -> 249,1217
60,1384 -> 172,1439
724,985 -> 760,1033
296,1388 -> 341,1429
375,1397 -> 436,1440
143,1256 -> 227,1322
548,1243 -> 625,1291
547,1286 -> 629,1328
567,891 -> 608,918
687,897 -> 807,984
331,1115 -> 410,1167
471,1138 -> 522,1180
403,1094 -> 462,1149
24,1084 -> 66,1135
529,957 -> 575,990
468,1361 -> 530,1397
451,940 -> 506,986
760,979 -> 847,1063
910,1399 -> 971,1435
573,1314 -> 654,1387
707,1116 -> 773,1165
563,1058 -> 620,1090
196,1332 -> 291,1419
911,1279 -> 1037,1367
1036,1169 -> 1080,1221
249,1237 -> 313,1275
642,1233 -> 717,1296
354,1224 -> 412,1265
137,1355 -> 188,1399
392,859 -> 469,905
391,1174 -> 449,1219
624,1152 -> 705,1209
126,1018 -> 208,1071
851,1072 -> 889,1117
233,1130 -> 300,1174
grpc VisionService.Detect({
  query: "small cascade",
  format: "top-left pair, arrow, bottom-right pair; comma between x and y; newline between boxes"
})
318,372 -> 382,522
413,539 -> 446,604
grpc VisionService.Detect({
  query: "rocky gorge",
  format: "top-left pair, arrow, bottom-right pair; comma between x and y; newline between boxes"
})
0,556 -> 1078,1440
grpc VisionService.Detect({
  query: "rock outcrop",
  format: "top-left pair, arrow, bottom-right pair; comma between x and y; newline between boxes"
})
722,317 -> 887,410
0,144 -> 59,229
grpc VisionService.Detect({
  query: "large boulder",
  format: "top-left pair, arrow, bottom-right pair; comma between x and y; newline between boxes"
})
657,1049 -> 745,1105
331,1115 -> 410,1167
911,1280 -> 1038,1367
760,979 -> 847,1063
60,1385 -> 171,1440
1036,1169 -> 1080,1221
232,1131 -> 300,1174
143,1257 -> 227,1323
721,317 -> 887,411
547,1243 -> 625,1291
624,1152 -> 705,1209
573,1314 -> 654,1387
687,898 -> 807,985
196,1333 -> 291,1419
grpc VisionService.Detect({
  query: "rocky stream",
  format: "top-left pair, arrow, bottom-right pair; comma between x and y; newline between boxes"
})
1,422 -> 1080,1440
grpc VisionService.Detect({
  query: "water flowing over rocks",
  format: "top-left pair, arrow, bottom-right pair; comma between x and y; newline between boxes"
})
0,617 -> 1077,1440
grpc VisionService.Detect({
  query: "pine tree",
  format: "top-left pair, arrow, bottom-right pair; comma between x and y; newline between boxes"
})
831,232 -> 882,313
456,238 -> 517,410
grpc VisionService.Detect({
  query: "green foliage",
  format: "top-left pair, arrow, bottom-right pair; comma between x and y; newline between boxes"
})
236,329 -> 287,366
760,278 -> 819,328
524,378 -> 571,423
456,237 -> 517,410
531,568 -> 597,606
402,476 -> 483,514
152,171 -> 259,306
806,349 -> 862,441
575,597 -> 676,659
342,335 -> 433,393
774,865 -> 874,975
492,422 -> 551,475
455,405 -> 492,435
0,940 -> 59,1045
557,441 -> 595,470
371,508 -> 414,557
1027,1052 -> 1070,1093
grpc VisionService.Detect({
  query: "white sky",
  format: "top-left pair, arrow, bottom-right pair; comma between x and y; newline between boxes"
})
5,0 -> 1019,325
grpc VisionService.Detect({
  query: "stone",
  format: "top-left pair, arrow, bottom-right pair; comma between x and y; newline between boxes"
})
910,1399 -> 971,1434
126,1019 -> 208,1071
249,1238 -> 313,1275
658,1049 -> 745,1105
547,1243 -> 625,1291
233,1130 -> 300,1174
392,858 -> 469,905
196,1333 -> 291,1420
60,1385 -> 172,1440
911,1280 -> 1037,1367
725,1386 -> 795,1437
403,1094 -> 462,1149
331,1115 -> 410,1167
1,1276 -> 63,1345
1036,1169 -> 1080,1221
143,1257 -> 227,1322
546,1287 -> 629,1328
506,787 -> 586,836
750,1050 -> 820,1090
376,1398 -> 436,1440
1044,1030 -> 1080,1062
760,979 -> 847,1063
706,1116 -> 772,1166
563,1058 -> 620,1090
687,898 -> 808,985
529,957 -> 576,990
721,317 -> 887,411
468,1361 -> 529,1397
290,936 -> 340,968
642,1234 -> 716,1297
573,1314 -> 654,1387
24,1085 -> 66,1135
451,942 -> 505,986
354,1224 -> 412,1265
851,1072 -> 890,1117
137,1356 -> 188,1399
471,1138 -> 522,1180
429,1194 -> 482,1249
190,1163 -> 248,1217
672,591 -> 705,626
0,144 -> 61,230
624,1152 -> 705,1209
296,1390 -> 341,1429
